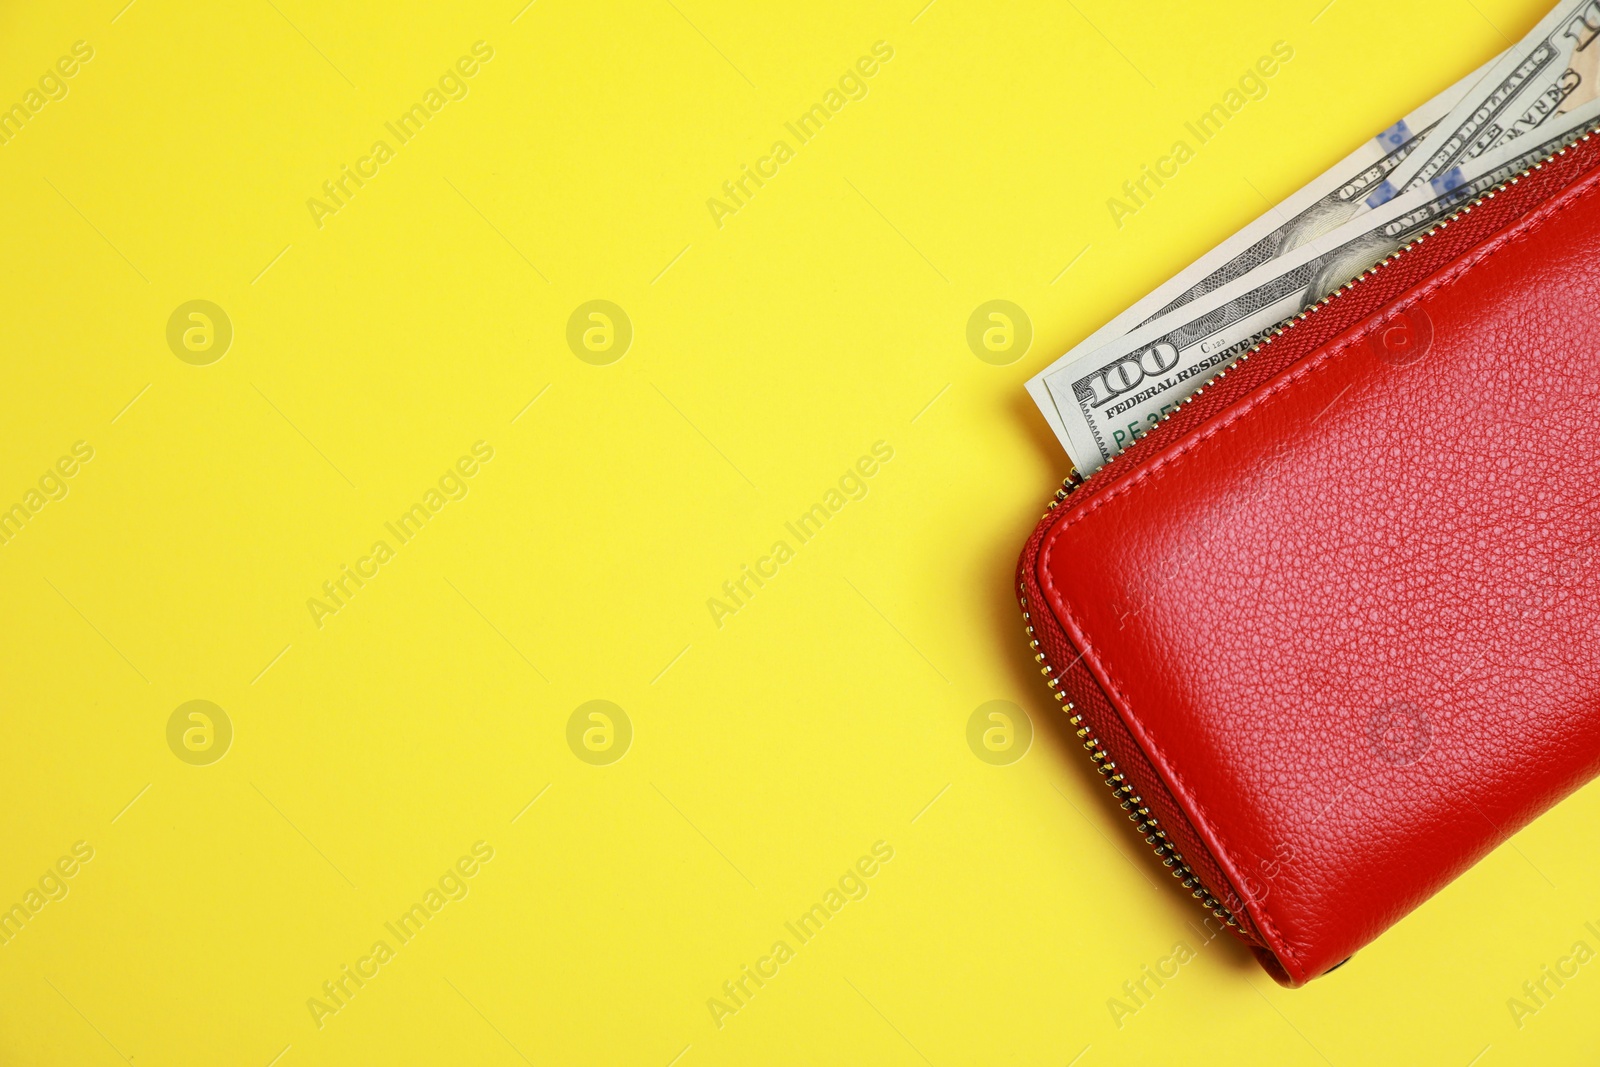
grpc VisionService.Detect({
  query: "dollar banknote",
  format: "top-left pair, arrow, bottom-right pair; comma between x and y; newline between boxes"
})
1025,61 -> 1494,447
1382,0 -> 1600,196
1041,96 -> 1600,475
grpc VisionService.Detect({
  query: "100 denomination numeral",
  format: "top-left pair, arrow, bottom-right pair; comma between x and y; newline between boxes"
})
1081,342 -> 1181,407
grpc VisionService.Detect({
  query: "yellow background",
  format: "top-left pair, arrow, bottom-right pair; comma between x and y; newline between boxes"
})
0,0 -> 1592,1063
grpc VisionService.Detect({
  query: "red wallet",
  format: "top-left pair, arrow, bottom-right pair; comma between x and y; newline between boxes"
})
1017,129 -> 1600,985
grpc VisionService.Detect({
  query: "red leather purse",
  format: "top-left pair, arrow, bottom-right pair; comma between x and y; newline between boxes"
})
1017,129 -> 1600,985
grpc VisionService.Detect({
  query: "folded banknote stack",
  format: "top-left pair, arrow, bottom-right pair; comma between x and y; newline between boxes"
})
1028,0 -> 1600,474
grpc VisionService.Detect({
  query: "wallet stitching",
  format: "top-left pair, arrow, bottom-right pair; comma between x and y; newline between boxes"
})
1038,161 -> 1600,976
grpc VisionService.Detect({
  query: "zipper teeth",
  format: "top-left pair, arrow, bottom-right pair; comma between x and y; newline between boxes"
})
1020,581 -> 1240,926
1022,123 -> 1600,934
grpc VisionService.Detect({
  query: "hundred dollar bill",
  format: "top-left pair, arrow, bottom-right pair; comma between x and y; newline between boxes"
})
1043,97 -> 1600,475
1025,60 -> 1495,447
1382,0 -> 1600,196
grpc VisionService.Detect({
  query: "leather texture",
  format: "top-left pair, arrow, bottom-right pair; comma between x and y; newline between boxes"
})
1019,132 -> 1600,986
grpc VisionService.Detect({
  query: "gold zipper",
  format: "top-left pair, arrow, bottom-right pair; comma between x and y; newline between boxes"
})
1021,575 -> 1239,925
1021,123 -> 1600,935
